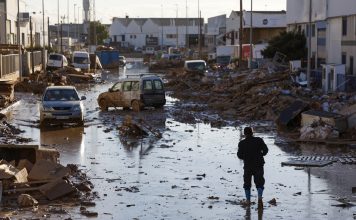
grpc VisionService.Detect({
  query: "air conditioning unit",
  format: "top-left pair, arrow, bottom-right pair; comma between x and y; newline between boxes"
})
289,60 -> 301,72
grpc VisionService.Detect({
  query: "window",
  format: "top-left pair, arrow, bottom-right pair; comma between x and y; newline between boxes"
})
342,17 -> 347,36
131,81 -> 139,91
154,80 -> 163,90
123,81 -> 132,91
342,52 -> 347,65
166,34 -> 177,39
143,80 -> 153,90
112,82 -> 122,92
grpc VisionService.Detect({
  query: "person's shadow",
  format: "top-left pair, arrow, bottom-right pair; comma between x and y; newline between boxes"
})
244,205 -> 263,220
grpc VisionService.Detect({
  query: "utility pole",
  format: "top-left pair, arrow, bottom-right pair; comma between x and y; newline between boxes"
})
61,16 -> 65,53
161,4 -> 163,50
17,0 -> 22,81
30,16 -> 34,74
67,0 -> 69,38
48,17 -> 50,51
176,4 -> 178,49
198,0 -> 201,59
307,0 -> 312,88
249,0 -> 253,69
57,0 -> 60,52
93,0 -> 97,45
42,0 -> 46,71
186,0 -> 188,49
239,0 -> 243,71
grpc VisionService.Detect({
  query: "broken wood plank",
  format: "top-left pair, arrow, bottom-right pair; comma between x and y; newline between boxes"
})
281,160 -> 333,167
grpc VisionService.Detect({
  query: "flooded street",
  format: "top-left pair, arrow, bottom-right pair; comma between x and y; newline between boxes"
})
4,65 -> 356,219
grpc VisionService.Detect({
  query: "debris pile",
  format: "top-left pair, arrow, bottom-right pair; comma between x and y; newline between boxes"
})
0,117 -> 32,144
300,120 -> 339,140
118,115 -> 148,137
0,158 -> 97,217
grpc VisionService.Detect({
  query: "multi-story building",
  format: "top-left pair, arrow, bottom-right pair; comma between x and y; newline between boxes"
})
226,10 -> 286,46
0,0 -> 48,47
206,14 -> 226,52
109,17 -> 203,49
287,0 -> 356,74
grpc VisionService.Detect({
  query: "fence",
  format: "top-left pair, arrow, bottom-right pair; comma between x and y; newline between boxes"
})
0,54 -> 19,78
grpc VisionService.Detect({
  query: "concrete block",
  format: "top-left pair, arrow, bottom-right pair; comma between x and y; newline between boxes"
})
40,179 -> 75,200
301,110 -> 348,132
28,160 -> 70,181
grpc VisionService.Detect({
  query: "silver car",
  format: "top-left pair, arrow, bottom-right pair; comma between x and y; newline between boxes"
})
40,86 -> 86,126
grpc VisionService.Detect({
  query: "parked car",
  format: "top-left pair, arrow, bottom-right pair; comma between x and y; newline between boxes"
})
39,86 -> 86,126
46,53 -> 68,71
184,60 -> 207,74
143,47 -> 155,55
97,75 -> 166,112
119,56 -> 126,66
72,51 -> 90,70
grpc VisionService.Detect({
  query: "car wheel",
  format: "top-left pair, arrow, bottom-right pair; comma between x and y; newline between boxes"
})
131,100 -> 141,112
99,99 -> 108,111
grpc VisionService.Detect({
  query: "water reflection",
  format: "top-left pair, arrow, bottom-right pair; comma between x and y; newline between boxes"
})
40,126 -> 85,164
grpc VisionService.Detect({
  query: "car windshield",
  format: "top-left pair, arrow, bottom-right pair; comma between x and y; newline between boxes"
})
44,89 -> 80,101
217,56 -> 231,65
49,54 -> 62,61
74,56 -> 89,64
187,62 -> 206,70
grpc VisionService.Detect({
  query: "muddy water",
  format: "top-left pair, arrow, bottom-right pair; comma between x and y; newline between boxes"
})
5,65 -> 356,219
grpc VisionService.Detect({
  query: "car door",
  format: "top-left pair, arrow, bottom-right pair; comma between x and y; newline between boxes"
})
110,82 -> 123,107
122,81 -> 132,107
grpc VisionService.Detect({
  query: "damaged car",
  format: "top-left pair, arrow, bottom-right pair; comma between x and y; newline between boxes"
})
39,86 -> 86,126
97,75 -> 166,112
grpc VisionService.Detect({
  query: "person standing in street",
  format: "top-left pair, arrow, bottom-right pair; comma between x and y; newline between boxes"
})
237,127 -> 268,206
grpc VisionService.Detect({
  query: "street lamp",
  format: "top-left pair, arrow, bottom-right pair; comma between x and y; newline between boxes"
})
42,0 -> 46,71
17,0 -> 22,80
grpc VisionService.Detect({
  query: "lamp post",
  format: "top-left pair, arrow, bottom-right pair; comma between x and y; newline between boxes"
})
17,0 -> 22,80
249,0 -> 253,69
42,0 -> 46,71
186,0 -> 188,49
176,4 -> 178,49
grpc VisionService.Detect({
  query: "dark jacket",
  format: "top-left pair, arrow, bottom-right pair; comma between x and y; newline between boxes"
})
237,136 -> 268,167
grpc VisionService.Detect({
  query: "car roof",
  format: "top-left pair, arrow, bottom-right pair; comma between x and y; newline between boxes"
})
116,75 -> 162,82
45,86 -> 76,90
185,60 -> 206,64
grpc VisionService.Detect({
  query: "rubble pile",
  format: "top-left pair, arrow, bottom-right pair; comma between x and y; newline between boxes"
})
0,118 -> 32,144
166,68 -> 295,121
165,67 -> 356,141
118,115 -> 148,137
0,159 -> 97,217
300,120 -> 339,140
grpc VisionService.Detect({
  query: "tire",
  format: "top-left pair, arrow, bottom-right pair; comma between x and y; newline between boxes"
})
99,99 -> 108,111
131,100 -> 141,112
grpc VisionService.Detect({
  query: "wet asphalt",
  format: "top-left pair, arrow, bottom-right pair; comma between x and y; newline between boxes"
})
2,65 -> 356,220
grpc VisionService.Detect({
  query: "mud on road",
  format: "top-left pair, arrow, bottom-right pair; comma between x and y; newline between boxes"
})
1,66 -> 356,219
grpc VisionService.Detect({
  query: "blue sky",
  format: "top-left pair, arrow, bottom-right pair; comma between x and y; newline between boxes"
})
24,0 -> 286,24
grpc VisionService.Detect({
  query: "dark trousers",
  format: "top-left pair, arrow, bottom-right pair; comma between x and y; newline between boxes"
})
243,165 -> 265,190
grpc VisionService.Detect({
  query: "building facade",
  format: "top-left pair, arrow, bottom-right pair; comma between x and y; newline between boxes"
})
226,10 -> 286,46
0,0 -> 48,47
206,14 -> 226,52
287,0 -> 356,74
109,17 -> 204,49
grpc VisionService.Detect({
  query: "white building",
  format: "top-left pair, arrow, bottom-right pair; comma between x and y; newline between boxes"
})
226,10 -> 286,45
287,0 -> 356,74
109,17 -> 203,49
206,14 -> 226,52
0,0 -> 48,47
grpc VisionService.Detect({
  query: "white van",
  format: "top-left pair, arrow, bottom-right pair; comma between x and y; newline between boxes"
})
47,53 -> 68,71
72,51 -> 90,70
184,60 -> 207,74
